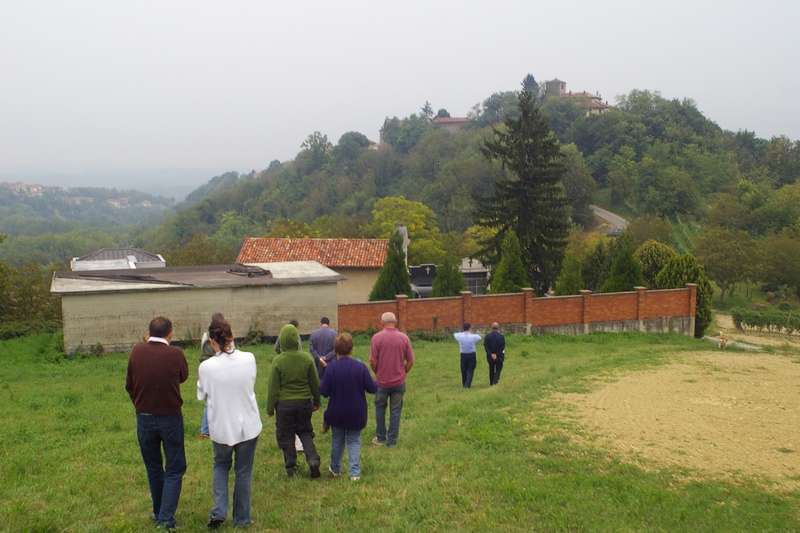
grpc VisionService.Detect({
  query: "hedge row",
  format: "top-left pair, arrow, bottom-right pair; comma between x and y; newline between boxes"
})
730,307 -> 800,334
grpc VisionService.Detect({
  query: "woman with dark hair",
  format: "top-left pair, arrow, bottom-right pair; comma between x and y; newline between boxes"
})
320,333 -> 378,481
197,319 -> 262,529
199,312 -> 229,438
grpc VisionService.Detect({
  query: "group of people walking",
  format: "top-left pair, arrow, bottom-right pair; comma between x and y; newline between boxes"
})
125,311 -> 415,530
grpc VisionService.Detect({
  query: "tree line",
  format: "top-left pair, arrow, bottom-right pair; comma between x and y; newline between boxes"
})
2,73 -> 799,338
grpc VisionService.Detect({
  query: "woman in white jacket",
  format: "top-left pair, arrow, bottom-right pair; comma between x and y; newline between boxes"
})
197,319 -> 262,529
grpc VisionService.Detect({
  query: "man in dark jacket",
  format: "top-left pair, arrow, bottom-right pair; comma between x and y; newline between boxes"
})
309,317 -> 337,380
126,316 -> 189,530
483,322 -> 505,386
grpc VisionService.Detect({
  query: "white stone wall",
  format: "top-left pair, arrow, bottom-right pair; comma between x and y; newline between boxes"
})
60,282 -> 339,353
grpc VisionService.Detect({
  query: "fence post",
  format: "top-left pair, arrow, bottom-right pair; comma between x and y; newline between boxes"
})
460,290 -> 472,327
522,288 -> 534,335
396,294 -> 408,332
686,283 -> 697,337
580,290 -> 592,335
635,286 -> 646,332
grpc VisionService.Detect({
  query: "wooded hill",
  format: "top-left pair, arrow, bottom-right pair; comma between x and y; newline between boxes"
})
2,82 -> 799,286
128,86 -> 799,273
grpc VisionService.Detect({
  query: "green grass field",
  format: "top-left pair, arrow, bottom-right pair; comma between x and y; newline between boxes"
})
1,331 -> 799,532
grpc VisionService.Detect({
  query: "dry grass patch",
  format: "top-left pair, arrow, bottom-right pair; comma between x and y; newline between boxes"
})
555,350 -> 800,490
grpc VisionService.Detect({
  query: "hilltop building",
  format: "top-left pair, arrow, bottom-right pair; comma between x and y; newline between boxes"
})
432,116 -> 470,133
545,78 -> 611,115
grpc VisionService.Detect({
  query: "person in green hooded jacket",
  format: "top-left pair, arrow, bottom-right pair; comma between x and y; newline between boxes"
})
266,323 -> 322,478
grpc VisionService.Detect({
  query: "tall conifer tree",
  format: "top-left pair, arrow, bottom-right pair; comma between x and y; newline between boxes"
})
474,87 -> 570,295
368,229 -> 413,301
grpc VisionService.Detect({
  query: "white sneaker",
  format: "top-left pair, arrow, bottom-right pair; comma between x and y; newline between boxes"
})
328,466 -> 341,477
371,437 -> 384,446
350,476 -> 360,481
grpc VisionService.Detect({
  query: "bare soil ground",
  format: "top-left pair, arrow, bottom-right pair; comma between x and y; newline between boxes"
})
555,315 -> 800,490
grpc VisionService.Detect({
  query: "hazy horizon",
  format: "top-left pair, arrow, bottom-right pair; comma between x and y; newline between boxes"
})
2,1 -> 798,197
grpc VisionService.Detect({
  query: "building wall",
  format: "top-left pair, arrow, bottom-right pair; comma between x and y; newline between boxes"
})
60,282 -> 339,352
338,286 -> 698,337
337,268 -> 379,304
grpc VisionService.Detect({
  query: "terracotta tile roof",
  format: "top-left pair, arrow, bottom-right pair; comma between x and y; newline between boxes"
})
237,238 -> 388,269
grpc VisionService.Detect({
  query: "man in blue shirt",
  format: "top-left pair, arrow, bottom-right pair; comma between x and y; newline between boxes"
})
453,322 -> 482,388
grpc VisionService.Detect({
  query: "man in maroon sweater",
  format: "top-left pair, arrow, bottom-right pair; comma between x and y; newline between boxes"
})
126,316 -> 188,531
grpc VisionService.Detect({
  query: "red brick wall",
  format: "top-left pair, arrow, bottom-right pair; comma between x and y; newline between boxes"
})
339,286 -> 695,335
531,295 -> 583,326
585,292 -> 639,323
639,288 -> 692,319
469,293 -> 526,326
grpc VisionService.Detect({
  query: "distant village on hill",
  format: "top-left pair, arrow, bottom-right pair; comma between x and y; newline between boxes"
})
0,180 -> 170,209
0,181 -> 162,209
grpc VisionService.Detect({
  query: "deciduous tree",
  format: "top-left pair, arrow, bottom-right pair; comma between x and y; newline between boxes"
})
757,231 -> 800,295
627,214 -> 673,247
692,227 -> 752,302
369,196 -> 442,264
560,143 -> 596,227
266,218 -> 318,238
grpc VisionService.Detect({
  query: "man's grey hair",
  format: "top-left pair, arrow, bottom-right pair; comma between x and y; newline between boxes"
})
381,312 -> 397,324
491,322 -> 500,330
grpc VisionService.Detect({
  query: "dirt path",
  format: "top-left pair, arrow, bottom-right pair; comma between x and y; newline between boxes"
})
556,325 -> 800,489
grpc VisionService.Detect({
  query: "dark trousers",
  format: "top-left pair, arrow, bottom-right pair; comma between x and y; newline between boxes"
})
275,400 -> 320,473
136,413 -> 186,530
488,359 -> 504,385
460,352 -> 477,388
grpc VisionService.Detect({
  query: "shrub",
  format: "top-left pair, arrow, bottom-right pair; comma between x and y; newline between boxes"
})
0,320 -> 61,340
243,323 -> 265,346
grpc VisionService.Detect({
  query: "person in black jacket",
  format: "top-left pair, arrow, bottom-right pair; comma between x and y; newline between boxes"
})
483,322 -> 505,386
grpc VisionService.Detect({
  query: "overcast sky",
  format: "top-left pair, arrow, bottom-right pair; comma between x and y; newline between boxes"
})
1,1 -> 798,197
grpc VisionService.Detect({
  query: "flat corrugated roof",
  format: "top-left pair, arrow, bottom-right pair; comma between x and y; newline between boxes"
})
51,261 -> 346,295
74,247 -> 164,262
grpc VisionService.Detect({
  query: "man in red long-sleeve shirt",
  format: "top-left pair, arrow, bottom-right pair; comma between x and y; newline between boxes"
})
369,312 -> 414,447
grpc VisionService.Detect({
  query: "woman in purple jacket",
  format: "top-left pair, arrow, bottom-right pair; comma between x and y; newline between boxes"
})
319,333 -> 378,481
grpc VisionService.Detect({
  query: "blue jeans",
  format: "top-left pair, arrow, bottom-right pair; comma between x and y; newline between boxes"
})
200,404 -> 209,436
211,437 -> 258,527
330,426 -> 362,478
460,352 -> 476,388
136,413 -> 186,529
374,384 -> 405,446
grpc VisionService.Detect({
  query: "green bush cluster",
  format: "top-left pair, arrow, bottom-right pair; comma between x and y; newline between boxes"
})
0,319 -> 61,340
730,307 -> 800,334
407,328 -> 453,342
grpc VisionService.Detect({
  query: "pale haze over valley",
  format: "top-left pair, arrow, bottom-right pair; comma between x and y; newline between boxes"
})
1,1 -> 797,199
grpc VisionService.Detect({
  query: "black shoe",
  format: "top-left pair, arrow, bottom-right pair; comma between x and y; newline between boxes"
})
208,517 -> 224,529
310,464 -> 321,478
